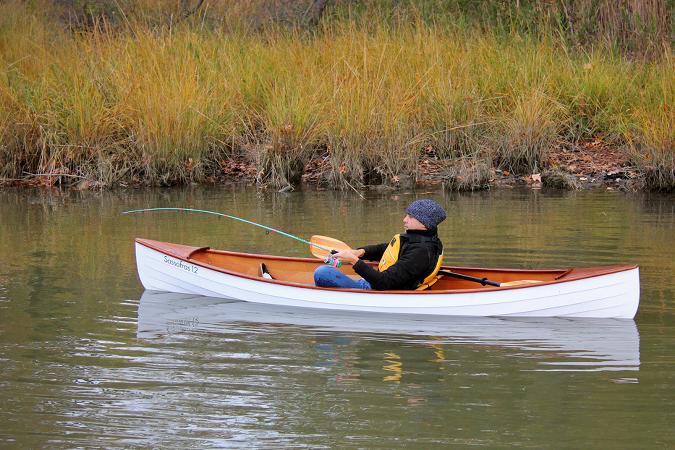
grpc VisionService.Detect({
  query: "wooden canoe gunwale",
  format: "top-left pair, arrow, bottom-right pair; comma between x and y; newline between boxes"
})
135,238 -> 638,295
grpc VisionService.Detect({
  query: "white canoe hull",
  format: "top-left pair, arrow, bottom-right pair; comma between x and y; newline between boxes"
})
135,242 -> 640,319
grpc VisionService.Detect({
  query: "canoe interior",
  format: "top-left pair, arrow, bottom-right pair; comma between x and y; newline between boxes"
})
189,247 -> 569,291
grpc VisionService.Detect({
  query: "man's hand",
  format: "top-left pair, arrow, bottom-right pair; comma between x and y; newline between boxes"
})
333,248 -> 365,265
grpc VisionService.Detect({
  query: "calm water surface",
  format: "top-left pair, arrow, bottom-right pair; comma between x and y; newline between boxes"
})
0,187 -> 673,448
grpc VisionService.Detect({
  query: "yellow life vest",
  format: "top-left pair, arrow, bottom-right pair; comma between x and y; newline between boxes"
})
378,234 -> 444,290
417,254 -> 444,291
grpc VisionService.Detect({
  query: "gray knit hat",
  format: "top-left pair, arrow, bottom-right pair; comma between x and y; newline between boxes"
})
406,199 -> 447,229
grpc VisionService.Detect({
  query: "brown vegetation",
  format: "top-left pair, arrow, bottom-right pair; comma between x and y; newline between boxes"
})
0,0 -> 672,191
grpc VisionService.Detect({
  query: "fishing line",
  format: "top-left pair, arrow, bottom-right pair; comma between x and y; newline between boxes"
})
122,207 -> 331,252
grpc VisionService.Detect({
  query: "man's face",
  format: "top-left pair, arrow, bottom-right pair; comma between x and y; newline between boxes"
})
403,214 -> 427,231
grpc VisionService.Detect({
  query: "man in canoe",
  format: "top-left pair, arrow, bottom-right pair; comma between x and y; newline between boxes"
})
314,199 -> 446,290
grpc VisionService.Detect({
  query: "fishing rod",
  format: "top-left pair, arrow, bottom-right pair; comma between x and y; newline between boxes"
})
122,207 -> 331,252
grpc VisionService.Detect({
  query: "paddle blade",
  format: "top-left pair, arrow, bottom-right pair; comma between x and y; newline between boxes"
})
309,235 -> 352,259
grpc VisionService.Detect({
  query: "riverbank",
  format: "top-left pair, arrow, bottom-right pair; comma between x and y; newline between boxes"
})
221,138 -> 638,191
2,138 -> 635,192
0,133 -> 651,193
0,1 -> 672,192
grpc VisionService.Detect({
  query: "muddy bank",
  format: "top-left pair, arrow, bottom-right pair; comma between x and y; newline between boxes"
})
210,139 -> 640,192
1,140 -> 641,192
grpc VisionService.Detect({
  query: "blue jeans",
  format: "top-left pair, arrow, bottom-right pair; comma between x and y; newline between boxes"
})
314,265 -> 372,290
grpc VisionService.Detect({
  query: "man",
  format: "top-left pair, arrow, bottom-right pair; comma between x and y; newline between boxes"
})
314,199 -> 446,290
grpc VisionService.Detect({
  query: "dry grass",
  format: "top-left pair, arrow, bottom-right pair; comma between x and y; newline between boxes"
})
494,89 -> 567,173
542,168 -> 581,190
0,1 -> 672,190
626,106 -> 674,191
442,158 -> 493,192
621,53 -> 674,191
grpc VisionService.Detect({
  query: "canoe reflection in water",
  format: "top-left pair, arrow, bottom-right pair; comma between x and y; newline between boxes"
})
137,290 -> 640,373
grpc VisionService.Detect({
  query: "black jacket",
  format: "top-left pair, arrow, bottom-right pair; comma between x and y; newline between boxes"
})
353,229 -> 443,291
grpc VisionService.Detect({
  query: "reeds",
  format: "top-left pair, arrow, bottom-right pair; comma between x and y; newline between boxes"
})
0,1 -> 672,190
495,89 -> 566,173
442,158 -> 492,191
625,103 -> 674,191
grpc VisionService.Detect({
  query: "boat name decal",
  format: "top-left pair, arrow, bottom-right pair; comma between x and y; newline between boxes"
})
164,256 -> 199,274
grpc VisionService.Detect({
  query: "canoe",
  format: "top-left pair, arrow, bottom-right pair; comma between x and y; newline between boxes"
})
138,290 -> 640,371
134,238 -> 640,319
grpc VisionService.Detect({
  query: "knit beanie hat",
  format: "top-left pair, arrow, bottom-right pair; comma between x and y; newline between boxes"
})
406,199 -> 447,229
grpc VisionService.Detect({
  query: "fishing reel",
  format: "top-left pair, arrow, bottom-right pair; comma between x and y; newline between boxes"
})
324,250 -> 342,268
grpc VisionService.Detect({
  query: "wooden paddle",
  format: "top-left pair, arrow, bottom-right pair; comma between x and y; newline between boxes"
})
309,235 -> 502,287
309,235 -> 353,259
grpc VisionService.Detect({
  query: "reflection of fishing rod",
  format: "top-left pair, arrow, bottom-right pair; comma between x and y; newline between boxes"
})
122,207 -> 331,252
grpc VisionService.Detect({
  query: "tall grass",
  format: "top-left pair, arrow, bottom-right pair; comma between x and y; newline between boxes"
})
0,1 -> 672,190
624,59 -> 674,191
494,89 -> 566,173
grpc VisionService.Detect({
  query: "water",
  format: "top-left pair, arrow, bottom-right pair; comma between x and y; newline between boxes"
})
1,187 -> 673,448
